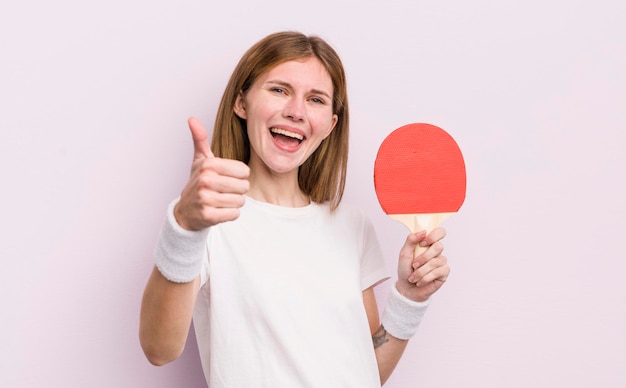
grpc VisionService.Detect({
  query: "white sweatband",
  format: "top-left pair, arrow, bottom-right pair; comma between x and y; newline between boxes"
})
381,286 -> 431,340
154,199 -> 209,283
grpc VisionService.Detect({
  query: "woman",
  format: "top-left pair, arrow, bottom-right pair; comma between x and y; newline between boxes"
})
140,31 -> 450,387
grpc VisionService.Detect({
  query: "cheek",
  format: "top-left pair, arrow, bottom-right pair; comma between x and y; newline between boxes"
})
244,97 -> 274,121
318,116 -> 337,137
311,111 -> 335,131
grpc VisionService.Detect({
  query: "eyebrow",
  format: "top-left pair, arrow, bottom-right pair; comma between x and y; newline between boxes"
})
266,80 -> 333,100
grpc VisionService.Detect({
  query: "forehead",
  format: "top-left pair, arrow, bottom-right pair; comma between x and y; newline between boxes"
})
258,57 -> 334,94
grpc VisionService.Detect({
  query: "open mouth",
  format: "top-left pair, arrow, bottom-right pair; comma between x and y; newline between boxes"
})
270,128 -> 305,146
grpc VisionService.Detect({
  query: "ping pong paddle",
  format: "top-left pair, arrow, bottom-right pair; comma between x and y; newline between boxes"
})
374,123 -> 466,256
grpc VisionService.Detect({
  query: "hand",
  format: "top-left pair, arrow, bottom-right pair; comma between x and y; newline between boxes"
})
395,227 -> 450,302
174,117 -> 250,231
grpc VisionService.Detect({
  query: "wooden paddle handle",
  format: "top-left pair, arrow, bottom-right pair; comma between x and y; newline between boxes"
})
389,212 -> 454,257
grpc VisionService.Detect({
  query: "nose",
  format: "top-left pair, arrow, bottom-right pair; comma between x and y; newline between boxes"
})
283,97 -> 305,122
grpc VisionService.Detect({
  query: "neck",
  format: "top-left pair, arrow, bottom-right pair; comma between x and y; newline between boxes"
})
247,167 -> 310,208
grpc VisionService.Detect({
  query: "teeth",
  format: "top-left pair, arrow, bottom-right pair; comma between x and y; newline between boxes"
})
270,128 -> 304,141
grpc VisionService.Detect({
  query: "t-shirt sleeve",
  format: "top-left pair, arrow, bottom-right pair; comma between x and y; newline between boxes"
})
358,211 -> 390,290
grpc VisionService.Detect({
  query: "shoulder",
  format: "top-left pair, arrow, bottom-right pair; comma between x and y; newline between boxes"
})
322,201 -> 373,231
334,201 -> 366,219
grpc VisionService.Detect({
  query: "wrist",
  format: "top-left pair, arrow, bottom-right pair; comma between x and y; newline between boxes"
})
173,200 -> 202,231
381,285 -> 430,340
154,198 -> 209,283
395,281 -> 429,303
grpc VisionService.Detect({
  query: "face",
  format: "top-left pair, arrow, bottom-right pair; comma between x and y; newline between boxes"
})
234,57 -> 338,176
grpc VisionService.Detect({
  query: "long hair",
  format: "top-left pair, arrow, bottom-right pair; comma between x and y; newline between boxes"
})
210,31 -> 349,210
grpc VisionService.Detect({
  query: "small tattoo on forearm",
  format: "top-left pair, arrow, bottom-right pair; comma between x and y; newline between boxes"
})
372,325 -> 389,348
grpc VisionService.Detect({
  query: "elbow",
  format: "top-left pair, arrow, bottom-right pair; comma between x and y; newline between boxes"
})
140,334 -> 184,366
146,354 -> 176,367
142,344 -> 183,366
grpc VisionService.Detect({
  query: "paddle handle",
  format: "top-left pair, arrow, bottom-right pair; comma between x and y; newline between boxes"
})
389,212 -> 455,257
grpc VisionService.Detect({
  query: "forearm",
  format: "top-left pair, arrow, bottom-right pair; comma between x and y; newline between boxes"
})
139,266 -> 199,365
373,325 -> 409,385
374,285 -> 430,385
140,198 -> 209,364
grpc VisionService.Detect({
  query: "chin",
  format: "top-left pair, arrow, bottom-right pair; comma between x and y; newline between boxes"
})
266,157 -> 305,175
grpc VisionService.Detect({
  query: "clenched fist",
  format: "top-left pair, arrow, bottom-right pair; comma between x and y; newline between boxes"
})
174,117 -> 250,231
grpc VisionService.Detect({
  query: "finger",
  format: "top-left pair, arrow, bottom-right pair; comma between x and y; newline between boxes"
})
198,193 -> 247,211
188,116 -> 214,159
199,207 -> 243,226
419,227 -> 447,248
410,255 -> 447,281
198,191 -> 248,209
409,257 -> 450,285
195,157 -> 250,181
412,227 -> 444,268
198,175 -> 250,197
400,231 -> 426,260
412,240 -> 444,269
414,265 -> 450,287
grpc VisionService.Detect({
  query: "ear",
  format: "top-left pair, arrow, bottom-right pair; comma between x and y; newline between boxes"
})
233,91 -> 247,119
323,113 -> 339,139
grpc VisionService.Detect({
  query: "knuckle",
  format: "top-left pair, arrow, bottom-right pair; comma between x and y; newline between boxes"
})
199,205 -> 241,226
241,179 -> 250,192
198,190 -> 217,204
203,157 -> 219,168
203,210 -> 221,225
234,194 -> 246,207
197,173 -> 215,189
237,162 -> 251,176
199,207 -> 215,222
438,255 -> 448,265
199,158 -> 220,175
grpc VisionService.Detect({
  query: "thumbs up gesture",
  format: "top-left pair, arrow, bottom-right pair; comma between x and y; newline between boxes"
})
174,117 -> 250,231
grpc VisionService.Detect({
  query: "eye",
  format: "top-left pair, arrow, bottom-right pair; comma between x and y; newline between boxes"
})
310,96 -> 326,104
270,87 -> 285,94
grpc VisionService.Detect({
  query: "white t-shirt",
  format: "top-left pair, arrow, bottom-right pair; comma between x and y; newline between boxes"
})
192,196 -> 389,387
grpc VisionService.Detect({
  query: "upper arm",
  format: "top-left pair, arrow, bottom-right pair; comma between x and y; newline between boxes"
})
362,286 -> 381,335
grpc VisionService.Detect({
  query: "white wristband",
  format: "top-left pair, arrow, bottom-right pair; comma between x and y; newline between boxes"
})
381,286 -> 431,340
154,199 -> 209,283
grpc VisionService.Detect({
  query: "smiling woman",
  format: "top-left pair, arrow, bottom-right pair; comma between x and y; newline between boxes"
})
212,32 -> 350,210
139,31 -> 451,387
233,57 -> 338,184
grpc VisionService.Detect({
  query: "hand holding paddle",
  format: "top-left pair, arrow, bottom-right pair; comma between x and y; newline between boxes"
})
374,123 -> 465,299
174,117 -> 250,231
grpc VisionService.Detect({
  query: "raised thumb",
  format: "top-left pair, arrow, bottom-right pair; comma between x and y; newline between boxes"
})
188,116 -> 214,159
